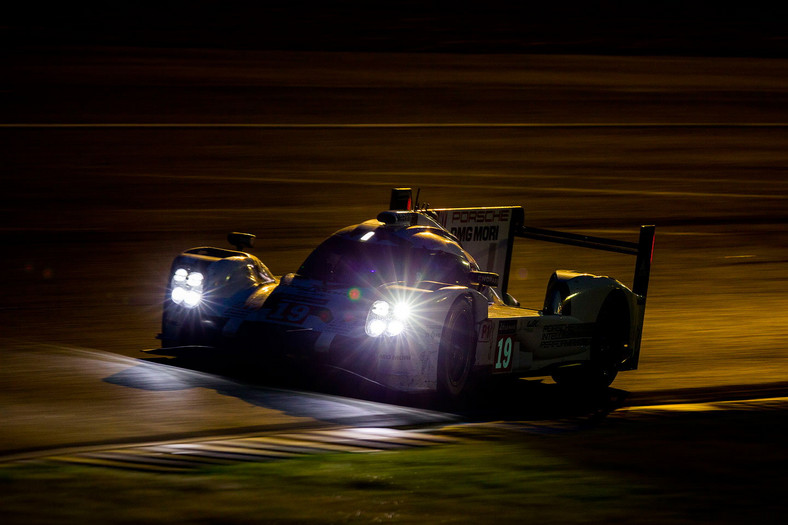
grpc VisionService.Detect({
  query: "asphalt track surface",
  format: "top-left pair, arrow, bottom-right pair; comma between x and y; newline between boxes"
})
1,48 -> 787,457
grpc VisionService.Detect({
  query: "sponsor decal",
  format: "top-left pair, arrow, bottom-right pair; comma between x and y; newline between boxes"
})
449,225 -> 500,243
498,319 -> 517,334
523,318 -> 540,332
478,320 -> 493,342
380,353 -> 412,361
470,271 -> 499,287
540,323 -> 593,348
445,209 -> 511,225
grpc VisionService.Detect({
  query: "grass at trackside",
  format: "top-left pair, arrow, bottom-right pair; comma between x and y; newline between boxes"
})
1,409 -> 785,524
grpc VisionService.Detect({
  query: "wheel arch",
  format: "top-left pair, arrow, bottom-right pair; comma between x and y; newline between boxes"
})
543,270 -> 635,325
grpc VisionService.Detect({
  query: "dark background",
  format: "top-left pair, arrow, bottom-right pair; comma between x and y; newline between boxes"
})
5,1 -> 788,56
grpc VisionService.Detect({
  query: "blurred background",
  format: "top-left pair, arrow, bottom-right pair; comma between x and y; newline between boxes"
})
2,1 -> 787,393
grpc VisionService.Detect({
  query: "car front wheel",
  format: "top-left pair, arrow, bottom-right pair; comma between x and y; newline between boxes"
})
437,296 -> 475,401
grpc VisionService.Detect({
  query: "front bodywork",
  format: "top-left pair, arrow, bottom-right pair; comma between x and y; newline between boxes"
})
232,277 -> 480,392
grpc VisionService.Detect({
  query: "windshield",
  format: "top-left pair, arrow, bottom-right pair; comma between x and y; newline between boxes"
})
298,235 -> 471,287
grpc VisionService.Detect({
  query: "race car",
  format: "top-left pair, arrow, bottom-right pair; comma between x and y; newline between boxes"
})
158,188 -> 655,400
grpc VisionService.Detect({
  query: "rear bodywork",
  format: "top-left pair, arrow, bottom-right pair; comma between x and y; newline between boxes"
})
434,206 -> 655,380
159,189 -> 655,395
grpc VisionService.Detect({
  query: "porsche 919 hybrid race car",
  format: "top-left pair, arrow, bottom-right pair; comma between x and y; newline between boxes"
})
158,189 -> 655,400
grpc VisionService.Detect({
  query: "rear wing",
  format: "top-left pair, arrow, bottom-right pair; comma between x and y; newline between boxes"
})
433,205 -> 654,300
517,224 -> 656,304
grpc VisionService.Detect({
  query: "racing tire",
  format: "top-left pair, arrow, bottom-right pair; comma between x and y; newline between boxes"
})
437,296 -> 476,402
589,309 -> 625,387
552,300 -> 627,390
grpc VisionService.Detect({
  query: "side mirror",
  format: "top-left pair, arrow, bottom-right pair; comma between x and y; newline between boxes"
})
227,232 -> 255,251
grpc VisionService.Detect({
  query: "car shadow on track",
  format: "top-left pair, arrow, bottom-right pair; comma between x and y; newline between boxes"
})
141,346 -> 631,424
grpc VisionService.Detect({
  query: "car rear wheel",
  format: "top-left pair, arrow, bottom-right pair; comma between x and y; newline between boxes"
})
552,301 -> 627,390
437,297 -> 475,401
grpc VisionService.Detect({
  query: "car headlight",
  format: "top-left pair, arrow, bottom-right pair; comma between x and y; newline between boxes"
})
365,299 -> 411,337
171,268 -> 204,308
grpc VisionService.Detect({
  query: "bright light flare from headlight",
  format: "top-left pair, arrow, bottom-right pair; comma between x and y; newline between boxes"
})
183,290 -> 202,308
365,299 -> 413,337
385,319 -> 405,336
371,300 -> 389,317
186,272 -> 204,287
393,303 -> 410,320
171,268 -> 204,308
171,285 -> 187,304
366,318 -> 387,337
